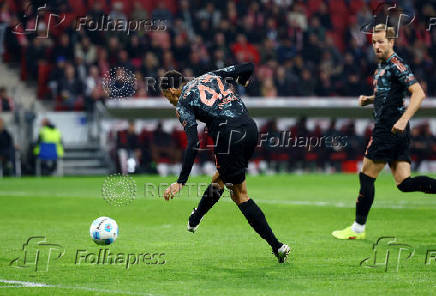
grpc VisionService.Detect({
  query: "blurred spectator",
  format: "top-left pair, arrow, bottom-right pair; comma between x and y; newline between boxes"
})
131,2 -> 148,23
26,37 -> 49,80
261,77 -> 277,98
33,118 -> 64,175
116,120 -> 141,174
48,56 -> 67,99
109,2 -> 127,23
0,2 -> 11,55
58,63 -> 84,110
316,72 -> 334,96
0,118 -> 14,175
0,87 -> 13,111
75,36 -> 97,65
298,69 -> 316,96
276,38 -> 296,64
85,65 -> 105,112
52,33 -> 74,62
151,121 -> 180,164
152,2 -> 173,26
231,34 -> 260,64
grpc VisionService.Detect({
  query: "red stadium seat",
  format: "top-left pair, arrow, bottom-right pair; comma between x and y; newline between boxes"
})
328,0 -> 348,15
172,129 -> 187,149
330,152 -> 347,161
139,129 -> 153,146
349,0 -> 365,14
37,62 -> 52,99
305,152 -> 318,161
307,0 -> 323,16
68,0 -> 87,15
342,160 -> 358,173
272,153 -> 289,161
20,47 -> 27,81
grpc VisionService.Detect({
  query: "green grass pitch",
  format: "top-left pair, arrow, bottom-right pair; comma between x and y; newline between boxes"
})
1,173 -> 435,295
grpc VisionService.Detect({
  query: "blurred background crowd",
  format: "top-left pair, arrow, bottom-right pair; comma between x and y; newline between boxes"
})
0,0 -> 435,176
2,0 -> 436,111
108,118 -> 436,176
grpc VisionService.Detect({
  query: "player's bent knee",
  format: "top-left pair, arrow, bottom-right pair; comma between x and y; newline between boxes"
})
230,193 -> 249,205
397,177 -> 413,192
226,184 -> 248,205
211,172 -> 225,190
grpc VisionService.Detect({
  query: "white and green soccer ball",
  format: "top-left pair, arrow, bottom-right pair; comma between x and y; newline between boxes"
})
89,216 -> 118,245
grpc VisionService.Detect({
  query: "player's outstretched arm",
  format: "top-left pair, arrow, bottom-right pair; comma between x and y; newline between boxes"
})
212,63 -> 254,87
392,83 -> 426,134
358,95 -> 375,106
163,125 -> 199,200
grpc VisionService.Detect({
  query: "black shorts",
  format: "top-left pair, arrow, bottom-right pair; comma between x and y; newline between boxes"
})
213,116 -> 258,185
365,128 -> 411,165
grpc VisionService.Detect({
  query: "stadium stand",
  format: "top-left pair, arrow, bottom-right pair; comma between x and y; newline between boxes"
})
1,0 -> 435,175
3,0 -> 436,106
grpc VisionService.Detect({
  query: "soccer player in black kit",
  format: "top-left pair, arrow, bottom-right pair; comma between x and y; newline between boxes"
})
332,24 -> 436,240
160,63 -> 290,262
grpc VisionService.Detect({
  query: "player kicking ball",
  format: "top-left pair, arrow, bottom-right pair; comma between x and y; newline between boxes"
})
160,63 -> 290,262
332,24 -> 436,240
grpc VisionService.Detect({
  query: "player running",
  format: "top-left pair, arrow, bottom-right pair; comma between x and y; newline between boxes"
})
332,24 -> 436,240
160,63 -> 290,262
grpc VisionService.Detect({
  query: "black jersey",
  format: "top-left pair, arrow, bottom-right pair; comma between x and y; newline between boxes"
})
372,52 -> 417,131
175,63 -> 254,184
176,64 -> 252,136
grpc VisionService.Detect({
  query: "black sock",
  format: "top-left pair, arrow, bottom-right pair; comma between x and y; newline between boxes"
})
397,176 -> 436,194
192,184 -> 224,222
355,172 -> 376,225
238,199 -> 282,250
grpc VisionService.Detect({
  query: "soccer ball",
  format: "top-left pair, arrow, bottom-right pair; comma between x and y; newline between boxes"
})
89,216 -> 119,245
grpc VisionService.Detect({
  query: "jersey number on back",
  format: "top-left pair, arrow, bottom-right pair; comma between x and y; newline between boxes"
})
198,76 -> 236,107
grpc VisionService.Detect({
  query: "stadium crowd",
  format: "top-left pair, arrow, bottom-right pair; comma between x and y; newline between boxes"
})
1,0 -> 436,175
2,0 -> 436,111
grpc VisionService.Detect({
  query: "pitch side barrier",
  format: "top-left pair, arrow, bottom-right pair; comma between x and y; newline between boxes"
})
104,97 -> 436,119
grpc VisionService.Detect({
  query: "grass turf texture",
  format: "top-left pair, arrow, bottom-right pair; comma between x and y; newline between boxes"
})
0,173 -> 435,295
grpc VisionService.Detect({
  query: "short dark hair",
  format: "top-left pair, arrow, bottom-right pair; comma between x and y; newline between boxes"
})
373,24 -> 396,39
160,70 -> 185,91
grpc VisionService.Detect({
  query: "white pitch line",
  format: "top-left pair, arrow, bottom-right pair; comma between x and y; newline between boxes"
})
1,191 -> 436,209
0,279 -> 52,287
252,198 -> 436,209
0,279 -> 156,295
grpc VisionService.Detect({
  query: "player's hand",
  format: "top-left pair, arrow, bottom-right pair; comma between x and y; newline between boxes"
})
236,77 -> 249,87
163,183 -> 183,201
391,118 -> 408,134
359,95 -> 373,106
